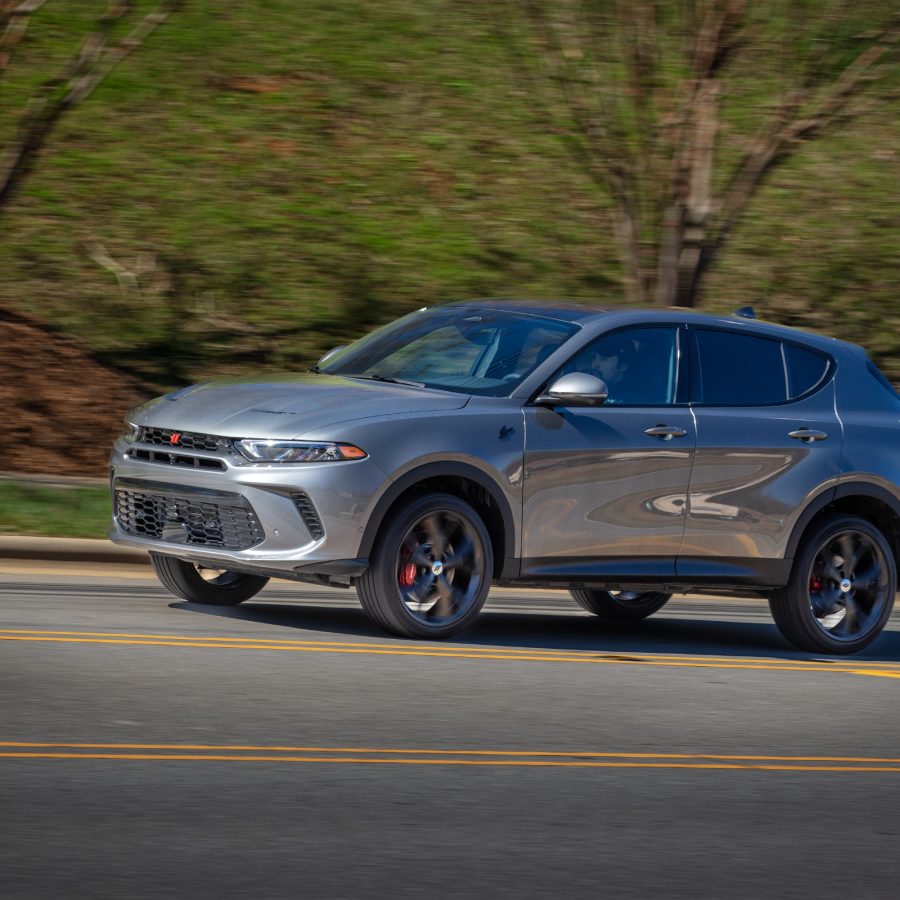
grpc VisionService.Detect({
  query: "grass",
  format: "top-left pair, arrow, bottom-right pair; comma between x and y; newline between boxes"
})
0,1 -> 898,386
0,483 -> 111,539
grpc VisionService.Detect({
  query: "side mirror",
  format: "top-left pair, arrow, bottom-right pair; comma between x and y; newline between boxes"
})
534,372 -> 609,407
318,345 -> 347,367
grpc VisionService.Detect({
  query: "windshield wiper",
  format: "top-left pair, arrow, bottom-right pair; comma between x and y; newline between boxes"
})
344,373 -> 425,388
306,365 -> 324,374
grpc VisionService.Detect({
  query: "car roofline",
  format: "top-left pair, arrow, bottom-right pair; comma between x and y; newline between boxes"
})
444,299 -> 855,355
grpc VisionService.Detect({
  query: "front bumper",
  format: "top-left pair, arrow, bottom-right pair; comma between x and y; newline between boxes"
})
108,438 -> 388,578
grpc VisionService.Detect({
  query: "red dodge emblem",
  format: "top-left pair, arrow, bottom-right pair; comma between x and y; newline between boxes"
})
170,432 -> 182,445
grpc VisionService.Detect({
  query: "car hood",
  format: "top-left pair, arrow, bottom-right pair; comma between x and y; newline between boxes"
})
132,375 -> 469,439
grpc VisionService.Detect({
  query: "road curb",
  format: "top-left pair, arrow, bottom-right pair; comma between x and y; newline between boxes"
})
0,536 -> 148,565
0,471 -> 108,488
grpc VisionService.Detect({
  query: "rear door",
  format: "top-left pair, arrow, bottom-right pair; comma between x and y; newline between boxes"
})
521,325 -> 695,580
679,327 -> 842,583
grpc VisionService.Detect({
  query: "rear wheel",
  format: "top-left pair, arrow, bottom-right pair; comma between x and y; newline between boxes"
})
769,514 -> 896,654
357,492 -> 493,639
570,588 -> 671,621
149,552 -> 269,605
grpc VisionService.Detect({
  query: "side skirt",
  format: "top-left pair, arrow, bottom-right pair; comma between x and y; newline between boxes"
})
512,555 -> 791,591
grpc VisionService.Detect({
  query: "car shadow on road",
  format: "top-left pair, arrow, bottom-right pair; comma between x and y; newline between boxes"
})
169,597 -> 900,663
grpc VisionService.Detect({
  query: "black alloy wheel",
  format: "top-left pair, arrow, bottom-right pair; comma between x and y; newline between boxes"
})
357,492 -> 493,639
149,552 -> 269,605
570,588 -> 671,621
769,514 -> 897,654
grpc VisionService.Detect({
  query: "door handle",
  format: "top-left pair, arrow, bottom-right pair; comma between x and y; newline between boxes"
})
788,428 -> 828,443
644,425 -> 687,440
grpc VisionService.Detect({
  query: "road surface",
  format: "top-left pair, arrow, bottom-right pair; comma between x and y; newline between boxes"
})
2,561 -> 899,898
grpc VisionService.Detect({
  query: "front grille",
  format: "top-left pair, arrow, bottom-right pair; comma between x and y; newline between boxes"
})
115,485 -> 264,550
291,492 -> 324,540
126,448 -> 227,471
138,427 -> 231,453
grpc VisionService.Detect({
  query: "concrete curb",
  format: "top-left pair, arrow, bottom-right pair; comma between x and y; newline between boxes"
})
0,472 -> 108,488
0,536 -> 148,565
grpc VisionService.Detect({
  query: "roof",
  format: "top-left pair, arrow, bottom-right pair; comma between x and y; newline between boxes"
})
447,298 -> 608,323
446,298 -> 851,354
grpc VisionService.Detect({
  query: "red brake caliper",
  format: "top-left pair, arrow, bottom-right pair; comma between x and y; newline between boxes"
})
399,543 -> 418,588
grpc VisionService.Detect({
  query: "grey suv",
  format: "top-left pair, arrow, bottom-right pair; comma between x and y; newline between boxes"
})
109,302 -> 900,654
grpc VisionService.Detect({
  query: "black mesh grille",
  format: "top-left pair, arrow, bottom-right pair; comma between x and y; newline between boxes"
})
291,492 -> 324,540
115,487 -> 264,550
138,427 -> 231,453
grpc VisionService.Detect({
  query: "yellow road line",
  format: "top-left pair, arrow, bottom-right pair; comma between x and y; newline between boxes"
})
2,627 -> 898,667
2,628 -> 897,667
3,741 -> 900,764
2,750 -> 899,772
0,564 -> 152,579
0,633 -> 861,671
3,630 -> 900,677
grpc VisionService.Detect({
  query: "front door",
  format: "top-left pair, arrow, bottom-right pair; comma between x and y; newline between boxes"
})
521,325 -> 695,580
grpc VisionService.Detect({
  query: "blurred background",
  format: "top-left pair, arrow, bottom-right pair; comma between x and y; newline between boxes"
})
1,0 -> 898,514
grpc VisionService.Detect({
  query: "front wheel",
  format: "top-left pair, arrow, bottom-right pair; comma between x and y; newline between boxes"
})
570,588 -> 671,621
149,552 -> 269,605
769,514 -> 896,654
357,492 -> 493,639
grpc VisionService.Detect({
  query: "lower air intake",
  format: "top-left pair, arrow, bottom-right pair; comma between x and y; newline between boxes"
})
115,486 -> 264,550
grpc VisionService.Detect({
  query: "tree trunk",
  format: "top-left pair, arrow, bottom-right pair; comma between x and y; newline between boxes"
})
669,78 -> 719,308
612,188 -> 647,305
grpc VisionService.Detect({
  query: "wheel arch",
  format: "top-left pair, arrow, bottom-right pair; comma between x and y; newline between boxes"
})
357,462 -> 517,580
786,482 -> 900,569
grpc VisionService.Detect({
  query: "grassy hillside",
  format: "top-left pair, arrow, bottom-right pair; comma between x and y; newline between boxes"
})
1,0 -> 898,388
0,482 -> 109,538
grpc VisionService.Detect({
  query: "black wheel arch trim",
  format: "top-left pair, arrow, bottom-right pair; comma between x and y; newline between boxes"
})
785,482 -> 900,559
356,461 -> 518,570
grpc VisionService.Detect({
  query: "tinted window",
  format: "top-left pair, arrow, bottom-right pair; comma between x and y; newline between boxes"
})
560,327 -> 678,405
785,344 -> 829,397
694,329 -> 786,405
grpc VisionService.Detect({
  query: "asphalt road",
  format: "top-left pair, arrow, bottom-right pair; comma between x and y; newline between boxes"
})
2,562 -> 900,899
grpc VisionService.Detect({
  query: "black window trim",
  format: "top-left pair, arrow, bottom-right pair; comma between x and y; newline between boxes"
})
686,324 -> 835,408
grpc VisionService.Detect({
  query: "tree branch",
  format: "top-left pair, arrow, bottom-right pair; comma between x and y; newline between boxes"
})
0,0 -> 48,77
710,15 -> 899,261
522,0 -> 650,300
0,1 -> 177,212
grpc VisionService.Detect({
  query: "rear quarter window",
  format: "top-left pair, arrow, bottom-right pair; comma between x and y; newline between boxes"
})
785,343 -> 830,398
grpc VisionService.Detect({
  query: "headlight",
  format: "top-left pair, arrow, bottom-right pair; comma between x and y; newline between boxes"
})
121,420 -> 140,443
236,440 -> 367,463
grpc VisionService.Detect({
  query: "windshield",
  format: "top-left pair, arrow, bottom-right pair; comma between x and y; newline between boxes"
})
321,306 -> 580,396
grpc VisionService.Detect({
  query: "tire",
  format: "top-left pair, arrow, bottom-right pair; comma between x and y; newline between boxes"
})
769,514 -> 897,654
149,552 -> 269,605
570,588 -> 671,621
357,492 -> 493,639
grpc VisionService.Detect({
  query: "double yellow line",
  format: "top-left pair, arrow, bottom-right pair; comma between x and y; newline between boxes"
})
3,628 -> 900,678
3,741 -> 900,772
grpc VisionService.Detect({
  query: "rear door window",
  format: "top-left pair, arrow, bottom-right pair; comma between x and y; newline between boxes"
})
693,329 -> 786,405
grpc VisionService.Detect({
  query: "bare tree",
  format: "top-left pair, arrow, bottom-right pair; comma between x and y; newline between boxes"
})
498,1 -> 899,307
0,0 -> 178,217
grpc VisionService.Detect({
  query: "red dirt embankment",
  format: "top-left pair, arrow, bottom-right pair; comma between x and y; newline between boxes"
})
0,308 -> 147,476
